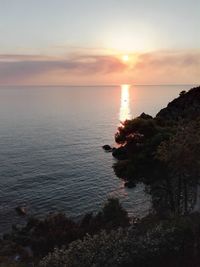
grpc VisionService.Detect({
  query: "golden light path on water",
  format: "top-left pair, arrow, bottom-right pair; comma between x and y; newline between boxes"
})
119,84 -> 131,122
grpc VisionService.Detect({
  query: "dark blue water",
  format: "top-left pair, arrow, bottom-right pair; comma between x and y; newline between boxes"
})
0,85 -> 193,232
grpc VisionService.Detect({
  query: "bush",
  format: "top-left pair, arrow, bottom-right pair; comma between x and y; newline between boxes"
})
40,216 -> 197,267
4,198 -> 129,259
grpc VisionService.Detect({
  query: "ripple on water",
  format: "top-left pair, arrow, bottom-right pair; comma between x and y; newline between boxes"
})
2,85 -> 192,232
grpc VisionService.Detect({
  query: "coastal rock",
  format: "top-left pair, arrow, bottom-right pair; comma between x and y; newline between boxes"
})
102,144 -> 112,152
124,181 -> 136,188
15,206 -> 27,216
112,146 -> 128,160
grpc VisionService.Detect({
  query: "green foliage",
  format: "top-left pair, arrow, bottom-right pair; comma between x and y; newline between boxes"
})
9,213 -> 79,257
113,86 -> 200,216
40,215 -> 198,267
157,86 -> 200,123
157,120 -> 200,171
115,116 -> 158,145
100,198 -> 129,227
3,198 -> 129,259
113,114 -> 173,184
156,119 -> 200,214
0,263 -> 27,267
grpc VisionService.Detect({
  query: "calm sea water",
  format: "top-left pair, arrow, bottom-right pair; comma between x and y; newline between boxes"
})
0,85 -> 194,232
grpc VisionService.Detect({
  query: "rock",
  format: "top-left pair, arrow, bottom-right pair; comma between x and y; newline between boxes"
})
102,144 -> 112,152
139,112 -> 153,120
112,146 -> 128,160
14,255 -> 21,262
124,181 -> 136,188
15,206 -> 27,216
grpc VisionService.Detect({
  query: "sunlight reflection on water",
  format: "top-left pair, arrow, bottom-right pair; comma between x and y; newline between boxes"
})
119,84 -> 131,123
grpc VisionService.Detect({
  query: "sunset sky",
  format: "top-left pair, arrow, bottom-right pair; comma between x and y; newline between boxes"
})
0,0 -> 199,85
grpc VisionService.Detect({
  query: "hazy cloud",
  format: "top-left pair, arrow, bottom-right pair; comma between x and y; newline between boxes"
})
0,54 -> 126,84
0,51 -> 199,85
135,51 -> 200,69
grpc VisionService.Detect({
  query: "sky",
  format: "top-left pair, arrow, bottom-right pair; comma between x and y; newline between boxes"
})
0,0 -> 199,85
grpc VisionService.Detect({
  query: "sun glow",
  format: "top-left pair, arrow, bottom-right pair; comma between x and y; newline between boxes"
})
122,54 -> 129,62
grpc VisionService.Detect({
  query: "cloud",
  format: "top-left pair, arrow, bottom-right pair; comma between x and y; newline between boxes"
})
0,50 -> 199,85
125,50 -> 200,85
0,54 -> 126,84
134,51 -> 200,69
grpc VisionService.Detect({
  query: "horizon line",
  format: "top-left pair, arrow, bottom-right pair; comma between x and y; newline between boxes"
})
0,83 -> 199,87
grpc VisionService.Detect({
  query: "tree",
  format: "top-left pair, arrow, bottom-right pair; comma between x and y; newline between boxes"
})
156,120 -> 200,215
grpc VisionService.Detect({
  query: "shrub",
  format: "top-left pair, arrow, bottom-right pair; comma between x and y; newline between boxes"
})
40,217 -> 196,267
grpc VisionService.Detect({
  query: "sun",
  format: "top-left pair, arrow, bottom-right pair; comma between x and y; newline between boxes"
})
122,54 -> 129,62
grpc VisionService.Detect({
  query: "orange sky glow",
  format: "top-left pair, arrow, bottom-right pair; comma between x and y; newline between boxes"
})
0,1 -> 199,85
0,50 -> 199,85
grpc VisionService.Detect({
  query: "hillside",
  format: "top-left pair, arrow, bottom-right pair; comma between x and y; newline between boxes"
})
156,86 -> 200,122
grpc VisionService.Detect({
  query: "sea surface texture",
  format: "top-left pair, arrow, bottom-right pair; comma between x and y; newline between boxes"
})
0,85 -> 193,232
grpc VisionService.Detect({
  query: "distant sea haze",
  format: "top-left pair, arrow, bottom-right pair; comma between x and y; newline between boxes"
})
0,84 -> 194,232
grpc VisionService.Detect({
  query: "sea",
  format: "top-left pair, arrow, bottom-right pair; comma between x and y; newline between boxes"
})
0,84 -> 194,233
